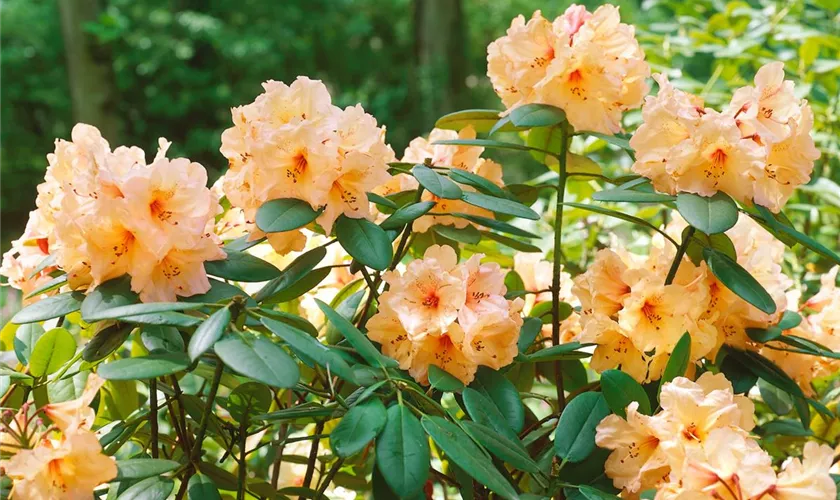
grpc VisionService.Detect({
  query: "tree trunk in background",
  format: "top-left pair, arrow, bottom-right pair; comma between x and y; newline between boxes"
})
58,0 -> 123,143
413,0 -> 467,133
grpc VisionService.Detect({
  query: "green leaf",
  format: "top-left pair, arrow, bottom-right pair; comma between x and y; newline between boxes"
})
331,398 -> 387,458
600,369 -> 652,417
517,317 -> 542,353
11,291 -> 84,324
83,323 -> 133,362
747,326 -> 782,343
412,164 -> 463,199
554,392 -> 610,463
509,103 -> 566,128
225,381 -> 271,422
754,204 -> 840,265
181,278 -> 254,306
83,302 -> 206,323
117,476 -> 174,500
421,416 -> 519,499
254,247 -> 326,303
725,349 -> 803,398
29,327 -> 76,377
255,198 -> 321,233
592,188 -> 676,203
565,202 -> 678,247
685,230 -> 736,265
116,459 -> 180,480
462,387 -> 521,445
262,267 -> 330,305
117,311 -> 202,328
761,419 -> 814,437
368,191 -> 399,209
98,352 -> 191,380
261,317 -> 356,383
435,109 -> 504,133
461,420 -> 539,473
703,248 -> 776,314
462,191 -> 540,220
81,275 -> 136,320
140,325 -> 185,353
778,310 -> 803,330
585,132 -> 634,156
214,335 -> 299,388
380,201 -> 436,230
433,224 -> 481,245
525,342 -> 590,362
14,323 -> 44,364
428,365 -> 465,392
434,138 -> 545,156
759,379 -> 793,415
660,333 -> 691,390
187,474 -> 222,500
25,275 -> 68,299
188,306 -> 231,362
480,231 -> 542,253
376,404 -> 430,498
676,192 -> 738,234
204,249 -> 281,282
454,213 -> 541,238
256,402 -> 337,422
315,299 -> 397,368
449,168 -> 508,198
470,367 -> 525,433
335,215 -> 393,271
577,485 -> 621,500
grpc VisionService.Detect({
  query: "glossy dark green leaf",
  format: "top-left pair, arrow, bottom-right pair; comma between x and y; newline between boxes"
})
600,369 -> 652,417
566,202 -> 678,247
461,420 -> 538,473
24,274 -> 68,299
255,198 -> 321,233
412,164 -> 462,199
778,310 -> 803,330
83,323 -> 133,362
470,367 -> 524,433
480,231 -> 542,253
428,365 -> 465,392
703,248 -> 776,314
12,291 -> 84,324
685,230 -> 736,265
254,246 -> 326,303
746,326 -> 782,343
462,387 -> 521,444
180,278 -> 253,306
676,192 -> 738,234
117,476 -> 174,500
660,333 -> 691,390
118,311 -> 202,328
435,109 -> 504,133
115,459 -> 180,480
140,325 -> 184,353
188,306 -> 231,361
29,328 -> 76,377
187,473 -> 222,500
525,342 -> 590,362
81,275 -> 136,320
421,416 -> 519,499
432,224 -> 481,245
376,404 -> 430,498
754,205 -> 840,265
462,191 -> 539,220
758,379 -> 793,415
517,317 -> 543,353
214,335 -> 299,388
509,103 -> 566,128
256,402 -> 337,422
554,392 -> 610,463
264,267 -> 331,305
726,349 -> 803,398
380,201 -> 436,230
335,215 -> 393,271
225,381 -> 271,422
331,398 -> 387,458
452,213 -> 538,238
204,249 -> 281,282
83,301 -> 206,323
449,168 -> 508,198
315,299 -> 397,368
261,317 -> 356,383
98,352 -> 191,380
761,419 -> 813,437
592,188 -> 676,203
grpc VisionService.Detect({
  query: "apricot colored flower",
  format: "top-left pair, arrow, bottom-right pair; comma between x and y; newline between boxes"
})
409,323 -> 479,385
727,62 -> 800,144
596,402 -> 670,493
4,427 -> 117,500
487,5 -> 649,134
572,249 -> 631,317
42,373 -> 105,432
772,441 -> 837,500
131,234 -> 225,303
0,215 -> 55,303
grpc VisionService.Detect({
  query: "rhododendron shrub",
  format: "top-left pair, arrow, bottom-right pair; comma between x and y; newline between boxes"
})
2,4 -> 839,500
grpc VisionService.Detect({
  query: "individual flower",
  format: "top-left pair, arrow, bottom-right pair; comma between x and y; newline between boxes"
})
4,426 -> 117,499
0,214 -> 55,303
219,77 -> 395,251
771,441 -> 837,500
42,373 -> 105,432
727,62 -> 800,144
596,402 -> 670,493
368,245 -> 522,384
487,5 -> 649,134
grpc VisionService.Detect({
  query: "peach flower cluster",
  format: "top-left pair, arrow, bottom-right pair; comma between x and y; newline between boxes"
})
486,4 -> 649,134
219,77 -> 395,253
367,245 -> 524,385
631,63 -> 820,212
0,212 -> 56,304
2,374 -> 117,499
761,266 -> 840,395
0,124 -> 224,303
596,373 -> 836,499
375,126 -> 504,234
572,213 -> 790,383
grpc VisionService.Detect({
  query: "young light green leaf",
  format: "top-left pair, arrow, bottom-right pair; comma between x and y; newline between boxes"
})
188,306 -> 231,361
703,248 -> 776,314
335,215 -> 393,271
676,192 -> 738,234
554,392 -> 610,463
600,369 -> 652,417
29,327 -> 76,377
214,335 -> 299,388
331,398 -> 387,458
435,109 -> 504,133
255,198 -> 321,233
14,323 -> 45,364
376,404 -> 430,498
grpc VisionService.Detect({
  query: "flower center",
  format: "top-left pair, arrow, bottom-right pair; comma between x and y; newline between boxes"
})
422,293 -> 440,309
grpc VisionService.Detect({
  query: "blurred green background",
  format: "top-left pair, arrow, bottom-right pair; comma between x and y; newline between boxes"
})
1,0 -> 838,313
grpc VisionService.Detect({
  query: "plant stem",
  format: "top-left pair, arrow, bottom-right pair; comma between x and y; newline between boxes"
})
302,421 -> 325,490
150,378 -> 159,459
190,360 -> 224,463
316,457 -> 346,497
552,124 -> 570,414
664,226 -> 695,285
237,414 -> 248,500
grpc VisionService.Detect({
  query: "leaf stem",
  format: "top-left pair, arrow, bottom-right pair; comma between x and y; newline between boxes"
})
150,378 -> 159,459
190,359 -> 224,463
552,123 -> 570,415
665,226 -> 695,285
